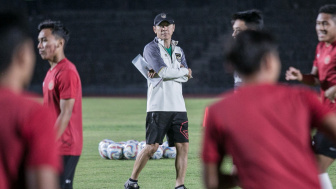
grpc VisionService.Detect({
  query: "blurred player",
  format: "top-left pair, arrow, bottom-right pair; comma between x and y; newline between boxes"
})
286,4 -> 336,189
38,20 -> 82,189
202,30 -> 336,189
124,13 -> 192,189
231,9 -> 263,88
0,11 -> 59,189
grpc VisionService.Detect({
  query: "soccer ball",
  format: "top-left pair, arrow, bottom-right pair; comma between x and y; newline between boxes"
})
151,146 -> 163,159
107,143 -> 123,160
98,139 -> 114,159
123,142 -> 139,160
138,141 -> 146,152
163,146 -> 176,159
117,141 -> 126,149
161,141 -> 169,150
126,140 -> 139,144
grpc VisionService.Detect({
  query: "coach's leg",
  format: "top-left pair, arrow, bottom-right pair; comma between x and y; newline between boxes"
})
130,143 -> 159,180
316,154 -> 334,189
175,142 -> 189,187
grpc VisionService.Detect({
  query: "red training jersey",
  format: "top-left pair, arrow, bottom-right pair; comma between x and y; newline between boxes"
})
0,88 -> 60,189
313,41 -> 336,111
202,84 -> 331,189
43,58 -> 83,156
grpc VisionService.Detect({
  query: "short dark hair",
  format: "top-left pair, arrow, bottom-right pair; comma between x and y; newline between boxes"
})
319,4 -> 336,22
319,4 -> 336,15
38,20 -> 70,48
225,30 -> 278,76
0,11 -> 31,74
231,9 -> 264,30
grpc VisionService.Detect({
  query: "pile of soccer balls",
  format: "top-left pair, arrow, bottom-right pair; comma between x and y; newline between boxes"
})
98,139 -> 177,160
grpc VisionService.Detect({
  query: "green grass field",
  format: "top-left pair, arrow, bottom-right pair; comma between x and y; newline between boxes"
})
73,97 -> 336,189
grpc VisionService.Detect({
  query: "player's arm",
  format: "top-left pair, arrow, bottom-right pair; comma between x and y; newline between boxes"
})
325,85 -> 336,103
285,66 -> 319,86
24,107 -> 60,189
202,108 -> 239,189
26,167 -> 59,189
55,99 -> 75,139
203,163 -> 239,189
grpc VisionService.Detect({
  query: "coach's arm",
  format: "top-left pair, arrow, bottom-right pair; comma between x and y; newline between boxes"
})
55,99 -> 75,139
144,43 -> 190,80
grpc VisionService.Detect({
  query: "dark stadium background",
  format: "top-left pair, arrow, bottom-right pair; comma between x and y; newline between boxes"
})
3,0 -> 336,95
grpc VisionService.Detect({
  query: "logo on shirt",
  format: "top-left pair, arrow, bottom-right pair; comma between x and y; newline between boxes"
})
175,53 -> 182,63
324,55 -> 331,64
48,80 -> 54,90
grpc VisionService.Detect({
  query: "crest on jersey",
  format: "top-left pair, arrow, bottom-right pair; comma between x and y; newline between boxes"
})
161,13 -> 166,18
48,80 -> 54,90
325,55 -> 331,64
175,53 -> 182,62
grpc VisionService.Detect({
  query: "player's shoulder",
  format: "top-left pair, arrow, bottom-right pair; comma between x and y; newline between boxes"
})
316,42 -> 326,50
144,39 -> 159,51
3,89 -> 46,115
278,83 -> 316,93
62,58 -> 77,69
56,58 -> 80,76
207,90 -> 235,110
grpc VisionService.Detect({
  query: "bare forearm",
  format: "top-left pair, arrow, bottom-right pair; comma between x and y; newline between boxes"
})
55,112 -> 72,139
26,167 -> 59,189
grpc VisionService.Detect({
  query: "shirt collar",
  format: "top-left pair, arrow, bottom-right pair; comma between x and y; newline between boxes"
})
154,37 -> 178,46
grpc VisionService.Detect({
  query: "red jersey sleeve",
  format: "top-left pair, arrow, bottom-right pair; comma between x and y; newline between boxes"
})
57,70 -> 79,99
313,44 -> 320,68
202,107 -> 224,164
23,106 -> 61,172
304,90 -> 332,128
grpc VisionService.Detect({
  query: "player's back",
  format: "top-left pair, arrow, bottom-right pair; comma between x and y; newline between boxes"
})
210,84 -> 322,188
0,88 -> 58,189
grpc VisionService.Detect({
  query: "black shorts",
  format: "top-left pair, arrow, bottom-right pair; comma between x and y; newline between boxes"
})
60,155 -> 80,189
313,132 -> 336,159
146,112 -> 189,147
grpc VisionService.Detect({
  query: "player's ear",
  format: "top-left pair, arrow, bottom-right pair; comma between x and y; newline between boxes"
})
261,52 -> 281,80
57,38 -> 64,49
14,40 -> 35,70
260,53 -> 273,71
153,26 -> 157,34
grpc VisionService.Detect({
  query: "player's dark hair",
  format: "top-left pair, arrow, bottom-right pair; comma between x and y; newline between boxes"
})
319,4 -> 336,23
319,4 -> 336,15
225,30 -> 278,76
231,9 -> 264,30
38,20 -> 70,48
0,11 -> 31,74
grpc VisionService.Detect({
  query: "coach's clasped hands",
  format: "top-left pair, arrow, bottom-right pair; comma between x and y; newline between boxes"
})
148,69 -> 156,78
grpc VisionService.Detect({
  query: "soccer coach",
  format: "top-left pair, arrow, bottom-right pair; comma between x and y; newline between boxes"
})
124,13 -> 192,189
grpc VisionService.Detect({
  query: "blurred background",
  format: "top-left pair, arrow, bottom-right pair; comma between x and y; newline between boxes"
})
2,0 -> 335,95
